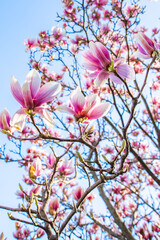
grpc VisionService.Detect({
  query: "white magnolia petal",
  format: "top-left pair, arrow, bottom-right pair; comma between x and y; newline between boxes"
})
11,109 -> 27,131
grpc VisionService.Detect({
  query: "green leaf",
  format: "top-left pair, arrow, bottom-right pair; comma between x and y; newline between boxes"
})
77,151 -> 85,164
19,184 -> 23,192
120,139 -> 126,153
102,154 -> 109,163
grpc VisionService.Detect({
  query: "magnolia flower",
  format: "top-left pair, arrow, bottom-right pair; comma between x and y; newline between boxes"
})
10,69 -> 61,130
73,186 -> 84,201
51,26 -> 65,41
46,152 -> 56,169
58,159 -> 74,176
82,42 -> 135,86
0,109 -> 11,132
29,158 -> 42,179
36,229 -> 45,238
135,32 -> 159,59
58,87 -> 111,121
30,185 -> 42,196
49,197 -> 59,215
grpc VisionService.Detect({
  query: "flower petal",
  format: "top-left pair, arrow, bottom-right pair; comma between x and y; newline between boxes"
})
134,51 -> 151,59
135,33 -> 154,56
22,82 -> 34,109
56,105 -> 75,115
87,102 -> 111,120
34,82 -> 61,107
35,108 -> 55,126
82,50 -> 102,71
84,94 -> 100,113
0,109 -> 11,130
109,72 -> 123,84
96,42 -> 111,63
11,76 -> 25,107
70,87 -> 85,114
26,69 -> 41,98
89,42 -> 111,67
10,108 -> 27,131
95,70 -> 109,87
116,64 -> 135,82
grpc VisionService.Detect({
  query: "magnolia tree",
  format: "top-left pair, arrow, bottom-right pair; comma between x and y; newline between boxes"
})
0,0 -> 160,239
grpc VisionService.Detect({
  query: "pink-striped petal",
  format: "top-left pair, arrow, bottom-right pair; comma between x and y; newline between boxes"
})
95,70 -> 109,87
82,50 -> 102,70
70,87 -> 85,114
136,33 -> 154,56
96,42 -> 111,63
85,94 -> 100,111
0,109 -> 11,130
10,108 -> 27,131
116,64 -> 135,82
22,82 -> 34,109
34,82 -> 61,107
109,72 -> 123,84
87,102 -> 111,120
11,76 -> 25,107
4,109 -> 11,127
26,69 -> 41,98
134,51 -> 151,60
89,42 -> 111,68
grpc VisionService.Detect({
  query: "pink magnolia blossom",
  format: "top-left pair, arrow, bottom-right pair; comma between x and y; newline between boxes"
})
73,186 -> 84,201
135,32 -> 159,59
58,159 -> 74,176
51,26 -> 65,41
23,229 -> 30,238
10,69 -> 61,130
0,109 -> 11,131
48,197 -> 59,215
16,190 -> 26,199
46,152 -> 56,169
13,229 -> 24,239
36,228 -> 45,238
82,42 -> 135,86
24,38 -> 38,50
29,158 -> 42,179
30,185 -> 42,196
58,87 -> 111,121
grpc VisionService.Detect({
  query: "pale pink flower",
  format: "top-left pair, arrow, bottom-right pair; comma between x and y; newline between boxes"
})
13,229 -> 24,239
135,32 -> 159,59
0,109 -> 11,131
30,185 -> 42,196
23,229 -> 30,238
58,159 -> 74,176
16,190 -> 26,199
46,152 -> 56,169
36,229 -> 45,238
58,87 -> 111,121
73,186 -> 84,201
93,0 -> 108,10
24,38 -> 38,49
29,158 -> 42,179
48,197 -> 59,215
51,26 -> 65,41
10,69 -> 61,130
82,42 -> 135,86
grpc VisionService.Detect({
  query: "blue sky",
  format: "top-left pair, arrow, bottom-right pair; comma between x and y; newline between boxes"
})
0,0 -> 160,238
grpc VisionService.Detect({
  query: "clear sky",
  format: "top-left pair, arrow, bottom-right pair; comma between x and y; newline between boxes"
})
0,0 -> 160,238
